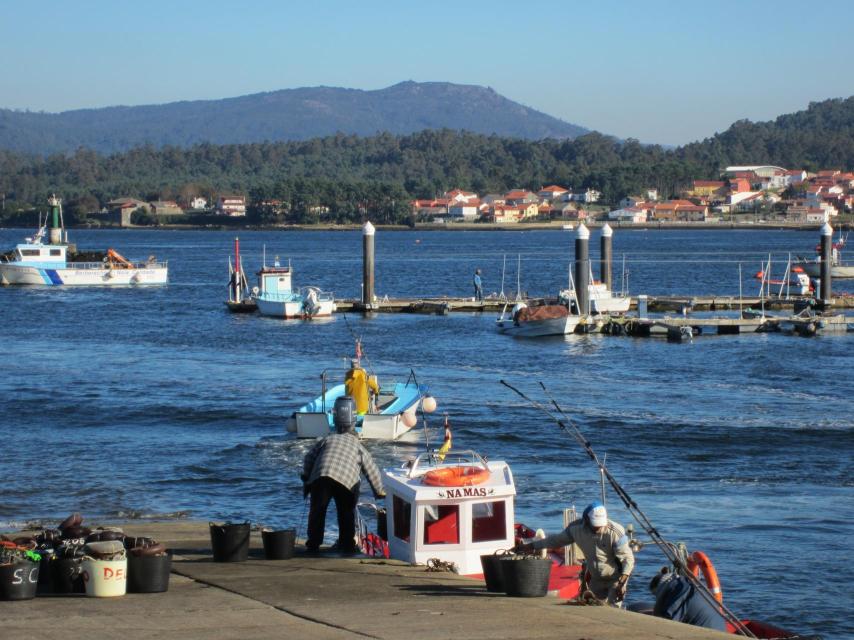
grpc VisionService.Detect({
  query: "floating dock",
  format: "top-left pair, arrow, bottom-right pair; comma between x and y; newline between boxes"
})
0,521 -> 730,640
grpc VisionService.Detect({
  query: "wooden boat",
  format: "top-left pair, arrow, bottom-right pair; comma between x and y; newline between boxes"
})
496,301 -> 581,337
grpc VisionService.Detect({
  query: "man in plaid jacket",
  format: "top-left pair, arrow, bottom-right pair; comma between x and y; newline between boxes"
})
301,396 -> 385,554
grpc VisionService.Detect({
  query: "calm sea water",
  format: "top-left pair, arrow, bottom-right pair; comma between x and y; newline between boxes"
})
1,227 -> 852,638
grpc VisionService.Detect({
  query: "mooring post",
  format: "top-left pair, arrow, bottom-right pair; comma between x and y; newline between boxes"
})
819,221 -> 832,307
600,222 -> 613,291
575,223 -> 590,315
362,221 -> 375,306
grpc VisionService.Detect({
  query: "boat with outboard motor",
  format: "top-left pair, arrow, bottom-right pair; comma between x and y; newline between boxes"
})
285,368 -> 431,441
793,230 -> 854,279
0,196 -> 168,286
496,299 -> 582,337
252,254 -> 335,318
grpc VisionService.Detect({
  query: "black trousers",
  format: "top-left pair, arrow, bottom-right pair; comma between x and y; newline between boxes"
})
306,477 -> 358,550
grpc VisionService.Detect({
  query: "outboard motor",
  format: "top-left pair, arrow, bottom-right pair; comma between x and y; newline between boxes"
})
333,396 -> 357,434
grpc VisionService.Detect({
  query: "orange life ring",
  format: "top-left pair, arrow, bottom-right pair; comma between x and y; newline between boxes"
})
422,466 -> 491,487
687,550 -> 723,603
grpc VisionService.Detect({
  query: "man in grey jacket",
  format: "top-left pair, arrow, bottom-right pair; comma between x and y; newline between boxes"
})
517,501 -> 634,606
301,396 -> 385,555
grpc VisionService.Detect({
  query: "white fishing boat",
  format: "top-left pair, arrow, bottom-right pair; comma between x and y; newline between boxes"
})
559,282 -> 631,315
253,254 -> 335,318
358,449 -> 582,598
496,301 -> 582,337
0,196 -> 168,287
793,230 -> 854,279
285,369 -> 430,441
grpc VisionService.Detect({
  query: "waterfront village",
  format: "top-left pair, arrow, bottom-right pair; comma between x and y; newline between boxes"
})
97,164 -> 853,227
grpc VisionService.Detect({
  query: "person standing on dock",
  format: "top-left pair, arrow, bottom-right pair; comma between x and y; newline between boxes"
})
517,501 -> 634,606
473,269 -> 483,301
301,396 -> 385,555
345,359 -> 380,415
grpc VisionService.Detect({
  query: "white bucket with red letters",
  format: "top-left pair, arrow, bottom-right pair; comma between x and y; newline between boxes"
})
81,558 -> 127,597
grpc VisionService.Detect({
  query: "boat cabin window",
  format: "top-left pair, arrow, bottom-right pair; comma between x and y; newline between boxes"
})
21,249 -> 40,256
423,504 -> 459,545
50,249 -> 62,256
393,495 -> 411,542
472,500 -> 507,543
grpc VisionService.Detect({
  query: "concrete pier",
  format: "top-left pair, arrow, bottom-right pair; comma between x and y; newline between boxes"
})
0,521 -> 730,640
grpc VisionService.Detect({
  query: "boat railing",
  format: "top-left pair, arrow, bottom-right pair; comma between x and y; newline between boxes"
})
299,286 -> 334,301
65,260 -> 168,270
406,450 -> 489,478
256,291 -> 302,302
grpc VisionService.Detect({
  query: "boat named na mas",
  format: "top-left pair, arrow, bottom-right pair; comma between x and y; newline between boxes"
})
0,196 -> 168,286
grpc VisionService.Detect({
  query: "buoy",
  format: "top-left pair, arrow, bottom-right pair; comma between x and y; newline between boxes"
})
401,411 -> 418,428
421,395 -> 437,413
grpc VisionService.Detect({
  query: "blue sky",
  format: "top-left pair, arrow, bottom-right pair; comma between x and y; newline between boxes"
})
1,0 -> 852,146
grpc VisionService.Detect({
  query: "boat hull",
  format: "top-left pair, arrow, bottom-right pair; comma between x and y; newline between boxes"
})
796,262 -> 854,279
496,315 -> 581,337
0,263 -> 168,286
255,297 -> 335,318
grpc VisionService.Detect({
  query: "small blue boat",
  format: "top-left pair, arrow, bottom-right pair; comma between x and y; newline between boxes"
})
285,373 -> 430,441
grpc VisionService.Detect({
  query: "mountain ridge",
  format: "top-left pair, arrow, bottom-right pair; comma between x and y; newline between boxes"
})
0,81 -> 591,155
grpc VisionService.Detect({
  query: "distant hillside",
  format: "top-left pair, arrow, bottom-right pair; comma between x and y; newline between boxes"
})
0,81 -> 590,155
1,96 -> 851,223
678,96 -> 854,171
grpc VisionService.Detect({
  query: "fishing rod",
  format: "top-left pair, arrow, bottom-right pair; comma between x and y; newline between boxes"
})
340,311 -> 376,376
501,379 -> 756,638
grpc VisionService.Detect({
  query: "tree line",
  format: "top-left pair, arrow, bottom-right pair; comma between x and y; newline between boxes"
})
1,97 -> 851,226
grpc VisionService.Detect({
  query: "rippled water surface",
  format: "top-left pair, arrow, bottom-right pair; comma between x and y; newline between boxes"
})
1,227 -> 852,638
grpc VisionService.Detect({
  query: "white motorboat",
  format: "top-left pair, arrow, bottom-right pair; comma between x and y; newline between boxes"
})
253,256 -> 335,318
0,196 -> 167,287
559,282 -> 631,315
496,301 -> 582,337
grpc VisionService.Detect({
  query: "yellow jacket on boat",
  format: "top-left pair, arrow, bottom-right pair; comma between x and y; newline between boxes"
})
345,366 -> 380,415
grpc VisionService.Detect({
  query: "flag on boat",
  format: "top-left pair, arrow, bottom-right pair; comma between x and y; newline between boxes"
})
355,339 -> 363,360
437,415 -> 452,462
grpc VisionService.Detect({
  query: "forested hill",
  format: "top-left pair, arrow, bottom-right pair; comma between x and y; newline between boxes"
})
0,97 -> 851,221
0,81 -> 590,155
677,97 -> 854,171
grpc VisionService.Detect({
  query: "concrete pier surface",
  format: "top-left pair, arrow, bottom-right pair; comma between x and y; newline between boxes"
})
1,521 -> 730,640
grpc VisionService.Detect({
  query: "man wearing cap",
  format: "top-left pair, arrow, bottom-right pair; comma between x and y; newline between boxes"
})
517,501 -> 634,606
345,359 -> 380,415
301,396 -> 385,554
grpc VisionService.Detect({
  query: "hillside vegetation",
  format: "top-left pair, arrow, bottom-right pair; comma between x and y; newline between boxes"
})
0,82 -> 589,155
0,97 -> 851,224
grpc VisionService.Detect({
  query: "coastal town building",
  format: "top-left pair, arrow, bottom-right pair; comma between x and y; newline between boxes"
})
149,200 -> 183,216
216,195 -> 247,217
537,185 -> 569,201
188,196 -> 208,210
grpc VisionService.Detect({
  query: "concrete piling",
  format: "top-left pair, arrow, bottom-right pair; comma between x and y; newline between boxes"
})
600,223 -> 613,291
820,222 -> 832,306
575,223 -> 590,315
362,221 -> 376,306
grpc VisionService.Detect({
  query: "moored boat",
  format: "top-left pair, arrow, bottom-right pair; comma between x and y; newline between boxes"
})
253,256 -> 335,318
225,237 -> 257,312
0,196 -> 168,287
496,300 -> 582,337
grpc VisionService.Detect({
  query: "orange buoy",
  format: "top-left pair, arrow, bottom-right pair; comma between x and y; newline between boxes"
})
687,550 -> 723,603
422,466 -> 491,487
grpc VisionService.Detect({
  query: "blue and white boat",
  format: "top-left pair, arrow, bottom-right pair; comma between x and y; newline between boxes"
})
0,196 -> 168,287
285,372 -> 430,441
253,257 -> 335,318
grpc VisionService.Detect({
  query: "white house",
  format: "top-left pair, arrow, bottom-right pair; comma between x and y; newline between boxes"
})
571,188 -> 601,203
608,207 -> 648,223
189,196 -> 208,210
216,195 -> 247,217
448,201 -> 480,220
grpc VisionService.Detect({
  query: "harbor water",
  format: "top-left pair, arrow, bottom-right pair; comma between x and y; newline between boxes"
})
1,227 -> 852,638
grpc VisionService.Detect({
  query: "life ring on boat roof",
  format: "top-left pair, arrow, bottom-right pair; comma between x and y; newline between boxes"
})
422,466 -> 490,487
687,550 -> 723,603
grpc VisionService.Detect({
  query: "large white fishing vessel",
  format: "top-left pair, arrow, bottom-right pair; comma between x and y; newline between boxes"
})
0,196 -> 168,286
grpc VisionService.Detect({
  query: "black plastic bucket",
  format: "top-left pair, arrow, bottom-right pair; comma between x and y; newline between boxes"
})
127,553 -> 171,593
500,557 -> 552,597
480,553 -> 507,593
377,508 -> 388,541
209,522 -> 250,562
0,561 -> 40,601
52,557 -> 85,594
261,529 -> 295,560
